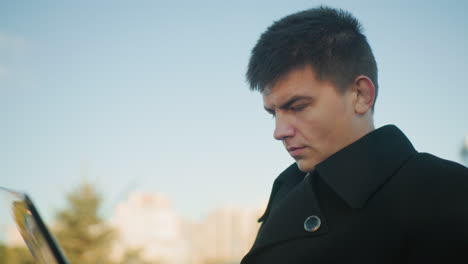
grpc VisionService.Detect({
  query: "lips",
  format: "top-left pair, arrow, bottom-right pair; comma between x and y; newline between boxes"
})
287,146 -> 306,157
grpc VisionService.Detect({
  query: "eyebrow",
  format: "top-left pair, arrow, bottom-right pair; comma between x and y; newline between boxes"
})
264,95 -> 313,114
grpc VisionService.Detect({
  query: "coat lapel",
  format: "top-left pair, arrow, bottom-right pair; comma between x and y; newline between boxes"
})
248,173 -> 329,254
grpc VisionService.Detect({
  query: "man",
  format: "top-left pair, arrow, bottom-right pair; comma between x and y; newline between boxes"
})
241,6 -> 468,263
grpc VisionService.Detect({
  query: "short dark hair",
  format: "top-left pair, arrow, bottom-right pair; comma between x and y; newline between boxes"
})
246,6 -> 378,103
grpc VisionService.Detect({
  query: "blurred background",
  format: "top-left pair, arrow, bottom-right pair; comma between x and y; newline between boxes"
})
1,0 -> 467,263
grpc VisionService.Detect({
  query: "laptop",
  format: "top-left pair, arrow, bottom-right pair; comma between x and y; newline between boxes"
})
0,186 -> 69,264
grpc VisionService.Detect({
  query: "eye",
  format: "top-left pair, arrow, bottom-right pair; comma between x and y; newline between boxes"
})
290,104 -> 307,112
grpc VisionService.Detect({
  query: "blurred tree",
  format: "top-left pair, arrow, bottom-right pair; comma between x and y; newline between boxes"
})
54,182 -> 116,264
0,244 -> 5,263
2,246 -> 34,264
119,247 -> 156,264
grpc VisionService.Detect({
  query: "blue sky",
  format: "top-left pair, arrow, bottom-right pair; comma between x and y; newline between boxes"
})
1,0 -> 467,223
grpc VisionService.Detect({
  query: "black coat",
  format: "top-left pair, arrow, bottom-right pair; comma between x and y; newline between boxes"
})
241,125 -> 468,263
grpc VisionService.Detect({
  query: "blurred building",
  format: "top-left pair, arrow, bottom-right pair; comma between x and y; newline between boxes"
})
193,206 -> 262,264
111,192 -> 190,264
111,192 -> 264,264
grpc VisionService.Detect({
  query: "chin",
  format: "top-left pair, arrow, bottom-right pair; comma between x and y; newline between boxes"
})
296,160 -> 315,172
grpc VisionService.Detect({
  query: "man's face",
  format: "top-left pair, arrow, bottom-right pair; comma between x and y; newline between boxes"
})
263,65 -> 358,172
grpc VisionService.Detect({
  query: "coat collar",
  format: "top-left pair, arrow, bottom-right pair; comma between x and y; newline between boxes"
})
257,163 -> 306,222
315,124 -> 417,209
243,125 -> 417,261
247,171 -> 328,257
258,125 -> 417,221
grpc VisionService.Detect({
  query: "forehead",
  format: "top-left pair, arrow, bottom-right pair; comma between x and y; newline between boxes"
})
262,65 -> 329,107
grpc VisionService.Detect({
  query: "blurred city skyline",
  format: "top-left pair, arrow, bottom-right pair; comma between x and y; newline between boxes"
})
2,0 -> 468,224
3,189 -> 263,264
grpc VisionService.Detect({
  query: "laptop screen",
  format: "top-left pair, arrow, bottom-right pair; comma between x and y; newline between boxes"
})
0,187 -> 69,264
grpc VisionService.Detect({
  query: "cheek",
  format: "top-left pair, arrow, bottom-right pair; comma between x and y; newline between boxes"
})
303,102 -> 347,143
299,110 -> 334,142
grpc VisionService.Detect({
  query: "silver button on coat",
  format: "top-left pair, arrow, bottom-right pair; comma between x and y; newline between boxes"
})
304,215 -> 321,232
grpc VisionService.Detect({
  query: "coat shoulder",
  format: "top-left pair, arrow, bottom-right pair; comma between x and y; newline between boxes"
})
399,152 -> 468,211
405,152 -> 467,181
396,153 -> 468,256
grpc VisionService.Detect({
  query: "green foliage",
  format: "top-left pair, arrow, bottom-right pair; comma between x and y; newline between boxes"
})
0,245 -> 34,264
0,244 -> 5,263
53,182 -> 116,264
1,183 -> 156,264
120,247 -> 157,264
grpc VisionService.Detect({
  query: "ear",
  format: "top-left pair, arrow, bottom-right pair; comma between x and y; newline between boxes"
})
353,75 -> 376,115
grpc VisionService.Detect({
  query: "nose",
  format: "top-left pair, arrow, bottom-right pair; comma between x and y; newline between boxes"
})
273,115 -> 294,140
